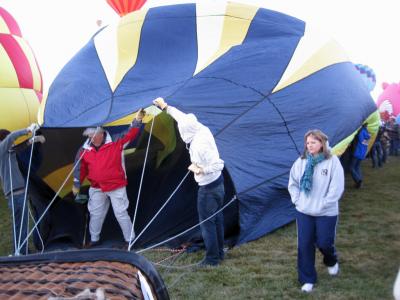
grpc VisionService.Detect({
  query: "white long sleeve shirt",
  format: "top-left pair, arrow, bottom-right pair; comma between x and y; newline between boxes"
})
167,106 -> 224,186
288,155 -> 344,216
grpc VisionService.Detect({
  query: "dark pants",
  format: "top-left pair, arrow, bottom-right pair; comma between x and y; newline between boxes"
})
382,144 -> 388,163
350,157 -> 362,183
371,142 -> 383,168
390,139 -> 399,156
7,193 -> 29,255
296,211 -> 338,284
197,180 -> 225,265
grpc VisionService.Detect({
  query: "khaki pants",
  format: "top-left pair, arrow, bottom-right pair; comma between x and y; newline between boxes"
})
88,186 -> 134,242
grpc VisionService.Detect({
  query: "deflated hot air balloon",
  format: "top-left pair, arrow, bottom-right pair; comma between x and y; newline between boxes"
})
30,2 -> 379,251
0,7 -> 42,133
354,63 -> 376,92
106,0 -> 147,16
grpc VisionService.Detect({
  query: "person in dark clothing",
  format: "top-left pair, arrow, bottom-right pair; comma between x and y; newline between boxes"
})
386,117 -> 400,156
380,125 -> 390,163
370,125 -> 384,168
0,124 -> 45,254
350,124 -> 370,188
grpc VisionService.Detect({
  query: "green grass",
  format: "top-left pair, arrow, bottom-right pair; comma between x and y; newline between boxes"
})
143,156 -> 400,299
0,194 -> 14,255
1,157 -> 399,299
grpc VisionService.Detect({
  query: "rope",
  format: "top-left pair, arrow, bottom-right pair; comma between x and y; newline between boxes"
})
147,247 -> 187,253
16,127 -> 105,253
166,271 -> 191,290
18,129 -> 37,251
152,260 -> 202,270
129,170 -> 191,249
82,208 -> 90,248
15,132 -> 100,253
137,195 -> 237,254
16,153 -> 83,253
155,250 -> 184,264
28,206 -> 44,254
129,116 -> 155,249
8,153 -> 18,255
25,206 -> 29,255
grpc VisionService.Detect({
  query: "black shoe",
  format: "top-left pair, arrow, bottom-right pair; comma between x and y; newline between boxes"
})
85,241 -> 101,249
119,241 -> 133,250
123,242 -> 131,250
355,180 -> 363,189
198,259 -> 220,267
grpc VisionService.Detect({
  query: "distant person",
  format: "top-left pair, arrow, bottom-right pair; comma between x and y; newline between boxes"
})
0,124 -> 45,254
350,124 -> 370,188
153,97 -> 225,266
386,116 -> 400,156
288,129 -> 344,293
370,125 -> 384,168
72,110 -> 145,248
379,123 -> 390,164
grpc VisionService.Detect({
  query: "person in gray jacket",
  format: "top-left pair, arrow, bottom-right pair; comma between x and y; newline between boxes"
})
0,123 -> 45,254
288,129 -> 344,293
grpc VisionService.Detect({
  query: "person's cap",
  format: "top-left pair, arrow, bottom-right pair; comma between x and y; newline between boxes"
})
83,127 -> 104,137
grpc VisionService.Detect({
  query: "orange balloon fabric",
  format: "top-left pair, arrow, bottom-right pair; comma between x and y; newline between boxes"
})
106,0 -> 147,17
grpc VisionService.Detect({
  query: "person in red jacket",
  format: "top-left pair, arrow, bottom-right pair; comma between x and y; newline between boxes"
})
72,109 -> 145,248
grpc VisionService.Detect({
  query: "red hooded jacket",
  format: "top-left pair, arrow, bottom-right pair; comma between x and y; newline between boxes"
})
74,126 -> 140,192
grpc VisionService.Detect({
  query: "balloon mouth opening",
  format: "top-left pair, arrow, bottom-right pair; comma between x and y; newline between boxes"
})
25,124 -> 239,251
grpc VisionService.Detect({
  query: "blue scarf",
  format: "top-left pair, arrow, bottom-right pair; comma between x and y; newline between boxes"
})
300,153 -> 326,195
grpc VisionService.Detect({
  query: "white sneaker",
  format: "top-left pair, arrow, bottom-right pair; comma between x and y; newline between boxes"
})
301,283 -> 314,293
328,262 -> 339,276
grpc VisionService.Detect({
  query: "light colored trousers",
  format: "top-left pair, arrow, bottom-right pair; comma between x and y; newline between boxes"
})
88,186 -> 134,242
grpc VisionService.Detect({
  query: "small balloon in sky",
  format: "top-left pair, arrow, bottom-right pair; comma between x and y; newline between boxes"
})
106,0 -> 147,17
354,63 -> 376,92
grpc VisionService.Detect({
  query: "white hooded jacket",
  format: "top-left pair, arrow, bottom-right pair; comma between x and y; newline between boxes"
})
167,106 -> 224,186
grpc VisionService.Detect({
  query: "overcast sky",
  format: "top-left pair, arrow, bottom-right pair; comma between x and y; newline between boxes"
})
2,0 -> 399,99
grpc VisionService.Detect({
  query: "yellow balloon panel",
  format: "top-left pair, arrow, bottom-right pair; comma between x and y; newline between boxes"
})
42,164 -> 90,198
0,87 -> 40,131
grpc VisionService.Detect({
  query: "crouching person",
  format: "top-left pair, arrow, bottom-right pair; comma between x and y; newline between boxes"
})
72,110 -> 145,248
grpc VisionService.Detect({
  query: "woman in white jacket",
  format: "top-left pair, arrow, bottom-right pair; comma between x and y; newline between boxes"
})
153,97 -> 225,266
288,129 -> 344,292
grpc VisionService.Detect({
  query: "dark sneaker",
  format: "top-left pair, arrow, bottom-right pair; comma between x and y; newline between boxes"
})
85,241 -> 101,249
198,259 -> 220,267
123,242 -> 130,250
119,241 -> 134,250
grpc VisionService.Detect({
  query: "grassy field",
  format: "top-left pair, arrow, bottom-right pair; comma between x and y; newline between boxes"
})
0,156 -> 399,299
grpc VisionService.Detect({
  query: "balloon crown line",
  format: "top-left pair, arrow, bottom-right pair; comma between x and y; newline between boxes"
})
354,63 -> 376,80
